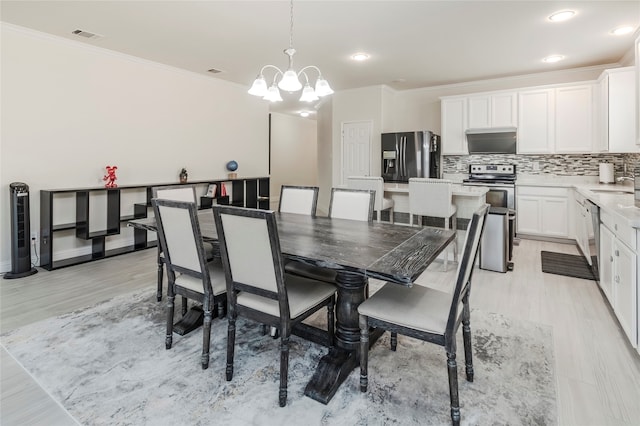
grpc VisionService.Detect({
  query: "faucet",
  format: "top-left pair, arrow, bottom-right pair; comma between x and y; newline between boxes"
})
616,176 -> 634,183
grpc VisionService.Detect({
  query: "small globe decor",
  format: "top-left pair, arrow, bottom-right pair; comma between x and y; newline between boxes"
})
226,160 -> 238,179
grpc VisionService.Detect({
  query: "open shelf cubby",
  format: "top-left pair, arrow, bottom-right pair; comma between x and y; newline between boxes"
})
40,177 -> 269,270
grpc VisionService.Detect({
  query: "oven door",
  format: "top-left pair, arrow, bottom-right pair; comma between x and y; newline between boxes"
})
463,182 -> 515,210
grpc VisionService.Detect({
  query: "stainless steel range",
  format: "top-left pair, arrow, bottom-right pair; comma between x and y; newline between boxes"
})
463,163 -> 517,272
462,164 -> 516,210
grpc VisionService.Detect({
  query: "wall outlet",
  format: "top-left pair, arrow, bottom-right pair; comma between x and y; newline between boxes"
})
31,231 -> 38,241
532,161 -> 540,171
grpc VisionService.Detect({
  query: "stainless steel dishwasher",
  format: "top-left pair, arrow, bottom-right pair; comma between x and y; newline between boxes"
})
585,199 -> 600,281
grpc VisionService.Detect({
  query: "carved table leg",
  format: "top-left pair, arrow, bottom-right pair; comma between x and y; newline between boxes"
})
304,271 -> 381,404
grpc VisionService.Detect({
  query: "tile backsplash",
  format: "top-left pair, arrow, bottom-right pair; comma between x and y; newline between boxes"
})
443,153 -> 640,177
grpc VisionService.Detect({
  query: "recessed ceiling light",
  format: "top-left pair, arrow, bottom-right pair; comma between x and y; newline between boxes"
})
542,55 -> 565,63
299,111 -> 310,117
610,26 -> 634,36
548,10 -> 576,22
351,52 -> 370,61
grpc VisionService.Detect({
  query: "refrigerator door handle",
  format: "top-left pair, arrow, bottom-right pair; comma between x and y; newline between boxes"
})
401,136 -> 406,178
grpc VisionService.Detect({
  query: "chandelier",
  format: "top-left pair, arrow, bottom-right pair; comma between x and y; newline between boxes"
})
248,0 -> 333,103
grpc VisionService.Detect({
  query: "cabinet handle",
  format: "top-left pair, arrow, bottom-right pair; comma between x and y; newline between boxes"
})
614,224 -> 618,231
615,275 -> 620,283
610,255 -> 614,262
615,249 -> 619,257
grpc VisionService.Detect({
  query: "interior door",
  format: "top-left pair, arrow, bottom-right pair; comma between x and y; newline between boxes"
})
341,121 -> 371,184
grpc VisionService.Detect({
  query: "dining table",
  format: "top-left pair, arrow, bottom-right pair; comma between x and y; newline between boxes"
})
129,209 -> 455,404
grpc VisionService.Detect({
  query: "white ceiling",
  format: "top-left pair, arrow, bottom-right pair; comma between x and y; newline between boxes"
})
2,1 -> 639,117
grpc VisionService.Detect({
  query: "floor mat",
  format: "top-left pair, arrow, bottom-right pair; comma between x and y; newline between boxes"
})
541,251 -> 597,281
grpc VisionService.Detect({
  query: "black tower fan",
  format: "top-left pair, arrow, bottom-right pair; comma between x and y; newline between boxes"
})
4,182 -> 37,278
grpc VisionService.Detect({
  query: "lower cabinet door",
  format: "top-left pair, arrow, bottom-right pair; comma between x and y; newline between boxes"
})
613,240 -> 637,348
599,224 -> 615,305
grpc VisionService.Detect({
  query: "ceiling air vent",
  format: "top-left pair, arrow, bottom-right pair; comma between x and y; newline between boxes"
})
207,68 -> 222,74
72,29 -> 103,39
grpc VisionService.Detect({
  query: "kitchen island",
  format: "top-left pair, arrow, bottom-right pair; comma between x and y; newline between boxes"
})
384,182 -> 488,226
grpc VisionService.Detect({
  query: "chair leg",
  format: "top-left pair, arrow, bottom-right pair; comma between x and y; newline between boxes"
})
376,209 -> 381,223
359,315 -> 369,392
453,214 -> 459,264
327,299 -> 335,347
279,335 -> 290,407
226,313 -> 236,381
447,351 -> 461,426
390,331 -> 398,351
443,218 -> 450,271
217,299 -> 226,318
389,207 -> 394,224
165,295 -> 175,350
462,312 -> 474,382
181,297 -> 188,316
156,251 -> 164,302
201,308 -> 212,370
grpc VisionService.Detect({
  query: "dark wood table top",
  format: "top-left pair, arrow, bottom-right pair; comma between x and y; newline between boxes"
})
129,210 -> 455,286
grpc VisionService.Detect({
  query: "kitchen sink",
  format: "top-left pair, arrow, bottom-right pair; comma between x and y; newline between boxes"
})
590,189 -> 633,195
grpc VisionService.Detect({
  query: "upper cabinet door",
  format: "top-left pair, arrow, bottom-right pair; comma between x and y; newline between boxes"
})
467,92 -> 517,128
636,34 -> 640,146
607,67 -> 638,153
491,92 -> 518,127
467,95 -> 491,128
441,97 -> 469,155
555,84 -> 594,153
518,89 -> 555,154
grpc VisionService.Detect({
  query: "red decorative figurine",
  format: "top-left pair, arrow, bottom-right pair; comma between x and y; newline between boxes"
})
103,165 -> 118,188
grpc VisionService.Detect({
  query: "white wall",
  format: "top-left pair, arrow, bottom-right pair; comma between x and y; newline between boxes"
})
0,24 -> 269,271
269,112 -> 318,209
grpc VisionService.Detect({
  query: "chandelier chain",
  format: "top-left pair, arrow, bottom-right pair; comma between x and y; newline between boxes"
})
289,0 -> 294,50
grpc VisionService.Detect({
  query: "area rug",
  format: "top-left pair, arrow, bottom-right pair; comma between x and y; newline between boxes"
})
1,290 -> 557,425
541,250 -> 597,281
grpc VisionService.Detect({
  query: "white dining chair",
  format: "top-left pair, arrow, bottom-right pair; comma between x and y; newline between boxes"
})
328,188 -> 375,222
152,185 -> 214,302
212,205 -> 336,407
408,178 -> 458,271
346,176 -> 394,223
152,198 -> 227,370
278,185 -> 319,216
358,204 -> 489,426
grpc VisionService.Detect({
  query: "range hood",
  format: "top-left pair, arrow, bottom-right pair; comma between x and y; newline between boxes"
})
465,127 -> 517,154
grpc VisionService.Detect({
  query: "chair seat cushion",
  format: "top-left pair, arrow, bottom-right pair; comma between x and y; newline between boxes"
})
284,260 -> 337,284
357,283 -> 453,335
381,197 -> 394,210
174,258 -> 226,296
237,274 -> 336,319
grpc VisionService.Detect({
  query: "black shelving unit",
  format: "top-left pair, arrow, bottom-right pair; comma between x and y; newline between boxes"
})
40,177 -> 269,271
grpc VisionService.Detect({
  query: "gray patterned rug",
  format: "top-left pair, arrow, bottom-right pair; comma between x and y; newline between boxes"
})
1,290 -> 556,425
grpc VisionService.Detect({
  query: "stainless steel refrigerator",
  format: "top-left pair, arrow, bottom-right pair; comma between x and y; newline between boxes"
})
381,131 -> 441,183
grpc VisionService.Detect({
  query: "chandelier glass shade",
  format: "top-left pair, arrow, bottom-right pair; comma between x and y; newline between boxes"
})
248,0 -> 333,103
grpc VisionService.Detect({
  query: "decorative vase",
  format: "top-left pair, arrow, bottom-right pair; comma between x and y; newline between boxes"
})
179,168 -> 188,184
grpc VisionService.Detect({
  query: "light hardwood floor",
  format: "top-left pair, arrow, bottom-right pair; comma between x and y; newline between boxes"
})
2,239 -> 640,425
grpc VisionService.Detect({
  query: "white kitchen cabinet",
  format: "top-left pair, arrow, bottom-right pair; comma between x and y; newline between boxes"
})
554,84 -> 595,153
516,186 -> 569,238
468,92 -> 517,128
441,96 -> 468,155
517,89 -> 554,153
600,224 -> 615,304
600,210 -> 638,348
636,35 -> 640,146
597,67 -> 638,153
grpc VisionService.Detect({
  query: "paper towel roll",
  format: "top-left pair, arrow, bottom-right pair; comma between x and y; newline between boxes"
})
599,163 -> 614,183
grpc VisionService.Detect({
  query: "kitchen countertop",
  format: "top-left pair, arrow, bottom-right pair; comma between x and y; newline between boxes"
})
384,182 -> 489,197
516,174 -> 639,228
